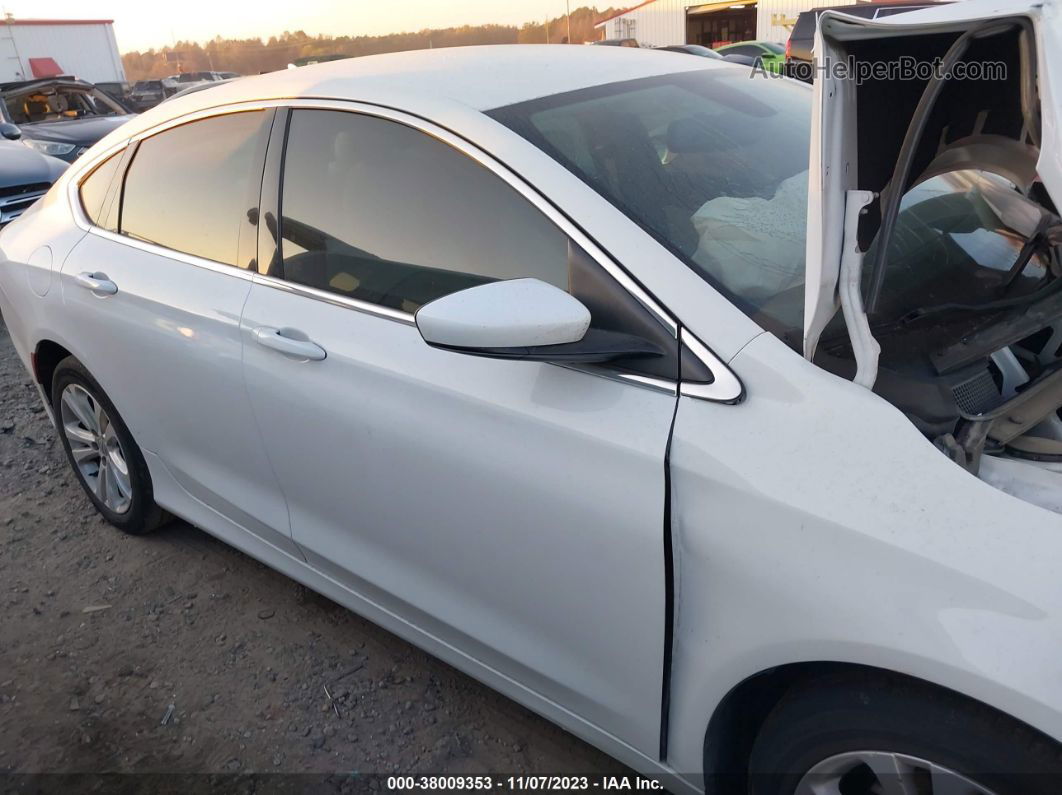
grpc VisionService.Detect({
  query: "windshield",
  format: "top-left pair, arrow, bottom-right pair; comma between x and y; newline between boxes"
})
4,85 -> 125,123
865,170 -> 1051,326
490,70 -> 812,336
761,42 -> 785,54
135,81 -> 162,91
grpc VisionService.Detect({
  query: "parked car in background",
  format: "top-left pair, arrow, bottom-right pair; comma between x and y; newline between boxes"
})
163,77 -> 238,104
0,77 -> 134,163
715,41 -> 786,73
656,44 -> 757,69
0,136 -> 66,226
590,38 -> 640,47
291,55 -> 349,67
95,81 -> 133,106
785,1 -> 939,81
656,44 -> 724,59
172,71 -> 231,91
130,79 -> 178,111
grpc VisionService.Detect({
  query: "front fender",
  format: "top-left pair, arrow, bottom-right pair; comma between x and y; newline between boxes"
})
666,331 -> 1062,784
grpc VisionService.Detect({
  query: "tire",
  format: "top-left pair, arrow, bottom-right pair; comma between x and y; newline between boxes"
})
748,671 -> 1062,795
51,356 -> 167,535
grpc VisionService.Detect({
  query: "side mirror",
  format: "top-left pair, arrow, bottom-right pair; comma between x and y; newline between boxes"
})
0,123 -> 21,141
416,278 -> 663,364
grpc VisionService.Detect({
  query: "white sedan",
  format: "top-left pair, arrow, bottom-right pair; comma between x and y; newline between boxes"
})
2,1 -> 1062,792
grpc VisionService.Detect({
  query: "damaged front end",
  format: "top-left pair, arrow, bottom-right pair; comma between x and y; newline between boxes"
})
803,0 -> 1062,511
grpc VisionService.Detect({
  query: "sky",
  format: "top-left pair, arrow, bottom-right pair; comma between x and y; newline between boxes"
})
18,1 -> 578,52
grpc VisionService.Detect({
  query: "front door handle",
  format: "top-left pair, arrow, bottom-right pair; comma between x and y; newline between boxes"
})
253,326 -> 327,361
74,272 -> 118,296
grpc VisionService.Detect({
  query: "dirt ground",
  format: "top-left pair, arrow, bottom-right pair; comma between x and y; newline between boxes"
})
0,314 -> 633,787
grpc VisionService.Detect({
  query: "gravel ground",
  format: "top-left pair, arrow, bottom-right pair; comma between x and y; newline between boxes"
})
0,314 -> 633,785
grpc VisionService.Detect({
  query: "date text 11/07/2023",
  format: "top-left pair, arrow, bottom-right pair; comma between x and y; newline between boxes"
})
386,776 -> 665,790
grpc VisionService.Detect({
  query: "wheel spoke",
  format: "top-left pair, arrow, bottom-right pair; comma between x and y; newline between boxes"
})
797,751 -> 998,795
108,449 -> 132,500
61,383 -> 133,516
103,460 -> 123,510
94,398 -> 107,435
63,422 -> 96,446
861,753 -> 917,795
94,457 -> 108,500
70,443 -> 99,464
62,388 -> 98,434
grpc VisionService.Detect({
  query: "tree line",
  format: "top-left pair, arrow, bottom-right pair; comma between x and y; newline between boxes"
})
121,6 -> 619,80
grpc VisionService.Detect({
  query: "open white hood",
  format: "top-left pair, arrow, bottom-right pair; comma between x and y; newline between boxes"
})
803,0 -> 1062,362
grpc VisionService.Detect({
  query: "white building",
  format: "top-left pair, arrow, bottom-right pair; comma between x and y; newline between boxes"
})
0,18 -> 126,84
595,0 -> 872,48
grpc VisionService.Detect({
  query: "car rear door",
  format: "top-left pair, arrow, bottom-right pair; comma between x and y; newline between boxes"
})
59,109 -> 298,558
239,104 -> 687,753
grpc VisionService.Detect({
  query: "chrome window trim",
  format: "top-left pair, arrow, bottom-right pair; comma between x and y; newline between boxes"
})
67,98 -> 677,337
68,138 -> 131,233
559,364 -> 677,396
86,226 -> 256,281
65,98 -> 746,399
679,328 -> 745,404
254,271 -> 416,325
604,370 -> 678,396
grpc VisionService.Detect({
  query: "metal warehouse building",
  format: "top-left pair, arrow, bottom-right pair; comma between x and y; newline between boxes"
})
595,0 -> 874,48
0,18 -> 126,84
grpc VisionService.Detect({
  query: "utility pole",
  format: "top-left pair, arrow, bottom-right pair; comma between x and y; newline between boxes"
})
544,17 -> 550,44
4,11 -> 26,80
566,0 -> 572,43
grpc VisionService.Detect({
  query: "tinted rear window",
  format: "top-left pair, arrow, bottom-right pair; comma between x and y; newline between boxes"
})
120,111 -> 268,266
790,12 -> 818,38
79,152 -> 122,228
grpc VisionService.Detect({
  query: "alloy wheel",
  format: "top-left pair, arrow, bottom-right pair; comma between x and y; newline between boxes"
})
796,751 -> 999,795
60,383 -> 132,514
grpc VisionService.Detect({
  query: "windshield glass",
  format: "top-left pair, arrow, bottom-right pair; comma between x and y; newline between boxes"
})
865,170 -> 1051,325
490,70 -> 812,337
761,42 -> 785,54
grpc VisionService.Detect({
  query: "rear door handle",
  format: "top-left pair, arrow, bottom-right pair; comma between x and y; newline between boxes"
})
74,272 -> 118,296
253,326 -> 327,361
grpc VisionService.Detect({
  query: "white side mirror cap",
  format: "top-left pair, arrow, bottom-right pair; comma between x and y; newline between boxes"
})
416,278 -> 591,350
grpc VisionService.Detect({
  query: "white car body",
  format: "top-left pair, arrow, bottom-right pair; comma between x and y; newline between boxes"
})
1,2 -> 1060,789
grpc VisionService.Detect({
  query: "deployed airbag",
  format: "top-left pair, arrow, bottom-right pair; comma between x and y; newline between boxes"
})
690,170 -> 808,305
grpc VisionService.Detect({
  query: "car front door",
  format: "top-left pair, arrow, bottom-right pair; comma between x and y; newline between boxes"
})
239,104 -> 684,753
59,109 -> 298,558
